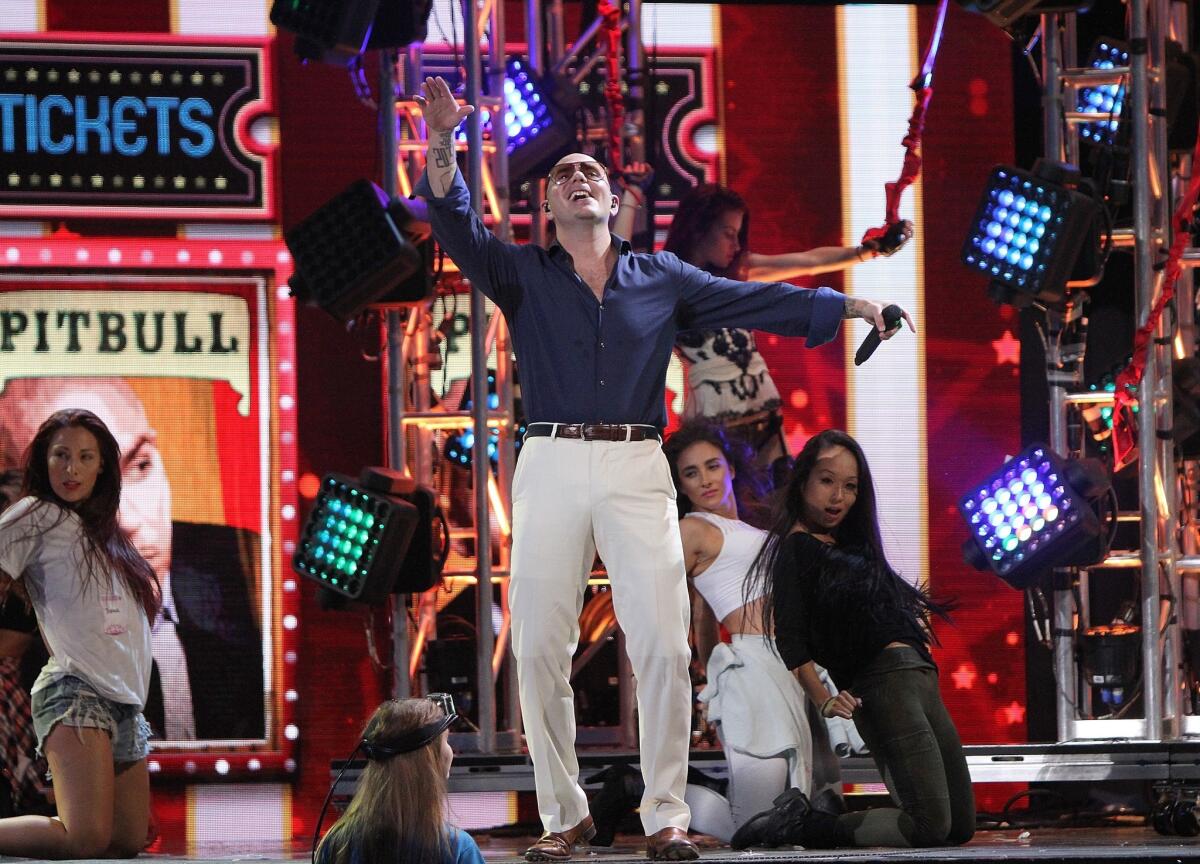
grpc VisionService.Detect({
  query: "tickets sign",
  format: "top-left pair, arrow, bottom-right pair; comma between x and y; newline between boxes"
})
0,35 -> 277,220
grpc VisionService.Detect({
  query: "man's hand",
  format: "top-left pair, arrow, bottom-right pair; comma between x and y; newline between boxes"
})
414,76 -> 475,134
417,76 -> 474,197
843,297 -> 916,340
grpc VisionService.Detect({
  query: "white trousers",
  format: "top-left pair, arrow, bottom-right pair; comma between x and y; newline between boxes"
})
509,434 -> 692,835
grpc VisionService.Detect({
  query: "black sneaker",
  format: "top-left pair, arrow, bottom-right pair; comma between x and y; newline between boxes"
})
729,788 -> 813,849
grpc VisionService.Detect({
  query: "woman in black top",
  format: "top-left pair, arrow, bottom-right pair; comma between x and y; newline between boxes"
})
733,429 -> 974,849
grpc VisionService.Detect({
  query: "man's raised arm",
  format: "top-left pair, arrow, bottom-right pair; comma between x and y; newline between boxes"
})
415,76 -> 474,198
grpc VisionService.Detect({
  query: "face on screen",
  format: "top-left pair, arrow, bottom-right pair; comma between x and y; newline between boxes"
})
2,378 -> 174,580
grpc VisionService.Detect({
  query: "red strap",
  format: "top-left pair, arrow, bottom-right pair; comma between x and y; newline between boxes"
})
597,0 -> 624,175
1109,118 -> 1200,466
861,0 -> 949,246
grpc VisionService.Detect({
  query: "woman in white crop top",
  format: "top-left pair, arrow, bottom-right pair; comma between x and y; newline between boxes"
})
660,421 -> 841,843
0,408 -> 159,859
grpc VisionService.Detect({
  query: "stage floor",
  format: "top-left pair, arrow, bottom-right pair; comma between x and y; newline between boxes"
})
4,827 -> 1197,863
471,827 -> 1200,861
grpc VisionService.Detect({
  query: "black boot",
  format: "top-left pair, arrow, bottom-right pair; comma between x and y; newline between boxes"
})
586,763 -> 644,847
789,808 -> 842,848
730,787 -> 814,849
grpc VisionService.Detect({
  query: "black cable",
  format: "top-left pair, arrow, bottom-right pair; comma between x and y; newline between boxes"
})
312,743 -> 363,864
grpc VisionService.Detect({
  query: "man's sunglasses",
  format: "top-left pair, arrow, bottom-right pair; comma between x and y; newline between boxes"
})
548,162 -> 608,185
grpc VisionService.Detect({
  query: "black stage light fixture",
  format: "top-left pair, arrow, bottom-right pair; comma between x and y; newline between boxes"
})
357,467 -> 443,594
285,180 -> 431,321
271,0 -> 433,64
961,160 -> 1101,307
292,470 -> 440,603
959,443 -> 1111,588
270,0 -> 379,65
954,0 -> 1091,41
367,0 -> 433,50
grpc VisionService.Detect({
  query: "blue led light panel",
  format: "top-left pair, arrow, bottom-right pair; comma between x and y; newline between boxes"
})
958,443 -> 1099,584
1077,40 -> 1128,146
961,165 -> 1097,302
292,474 -> 419,603
454,58 -> 554,156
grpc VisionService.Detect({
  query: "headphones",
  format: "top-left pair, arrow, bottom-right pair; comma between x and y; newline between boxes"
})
360,714 -> 456,761
314,694 -> 458,864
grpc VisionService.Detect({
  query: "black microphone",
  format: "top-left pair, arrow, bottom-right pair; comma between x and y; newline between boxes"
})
854,304 -> 905,367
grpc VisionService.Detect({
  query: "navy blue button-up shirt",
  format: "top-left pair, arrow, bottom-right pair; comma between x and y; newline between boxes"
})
417,170 -> 847,427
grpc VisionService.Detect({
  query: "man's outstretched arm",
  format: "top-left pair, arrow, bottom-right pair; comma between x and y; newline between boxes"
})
415,75 -> 474,198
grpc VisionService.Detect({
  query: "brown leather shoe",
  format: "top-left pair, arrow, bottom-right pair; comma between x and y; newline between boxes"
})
524,815 -> 596,862
645,826 -> 700,861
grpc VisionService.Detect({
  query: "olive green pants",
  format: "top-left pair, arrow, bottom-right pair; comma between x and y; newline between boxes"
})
835,646 -> 975,847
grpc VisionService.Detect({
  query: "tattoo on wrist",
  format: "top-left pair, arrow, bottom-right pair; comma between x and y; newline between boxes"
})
432,131 -> 454,170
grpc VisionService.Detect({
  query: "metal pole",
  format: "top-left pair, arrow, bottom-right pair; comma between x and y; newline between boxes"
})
1041,13 -> 1078,741
527,0 -> 544,75
547,0 -> 565,64
486,0 -> 518,746
623,0 -> 649,247
1130,0 -> 1164,739
1171,0 -> 1198,732
527,0 -> 549,247
465,0 -> 496,752
1151,0 -> 1180,739
380,47 -> 412,700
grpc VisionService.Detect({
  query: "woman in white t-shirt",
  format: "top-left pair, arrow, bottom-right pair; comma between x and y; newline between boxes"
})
0,408 -> 160,859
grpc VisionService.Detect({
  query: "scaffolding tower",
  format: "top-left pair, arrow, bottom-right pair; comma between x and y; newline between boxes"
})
1040,0 -> 1200,743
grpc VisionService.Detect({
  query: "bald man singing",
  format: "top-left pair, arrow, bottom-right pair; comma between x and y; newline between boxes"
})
415,76 -> 907,861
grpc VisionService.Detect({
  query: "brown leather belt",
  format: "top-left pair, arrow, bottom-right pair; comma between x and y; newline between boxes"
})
525,423 -> 662,442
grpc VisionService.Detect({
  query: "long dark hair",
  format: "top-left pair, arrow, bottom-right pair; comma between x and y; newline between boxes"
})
19,409 -> 160,621
744,429 -> 951,638
316,699 -> 451,864
662,420 -> 769,526
663,184 -> 750,278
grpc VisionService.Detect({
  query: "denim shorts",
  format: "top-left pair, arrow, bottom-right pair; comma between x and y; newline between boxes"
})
31,674 -> 151,764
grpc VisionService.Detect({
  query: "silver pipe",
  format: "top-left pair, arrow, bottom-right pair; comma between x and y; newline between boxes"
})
1041,13 -> 1065,164
1152,0 -> 1180,738
379,49 -> 412,700
486,0 -> 517,745
527,0 -> 545,75
552,14 -> 606,77
1130,0 -> 1163,740
547,0 -> 564,63
1063,15 -> 1081,169
1042,12 -> 1076,743
1173,3 -> 1199,726
464,0 -> 496,752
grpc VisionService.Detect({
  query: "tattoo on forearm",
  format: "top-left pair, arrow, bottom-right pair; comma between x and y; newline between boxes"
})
432,131 -> 454,169
843,297 -> 866,319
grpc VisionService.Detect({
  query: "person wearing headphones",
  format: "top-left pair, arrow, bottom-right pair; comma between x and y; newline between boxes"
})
315,695 -> 484,864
